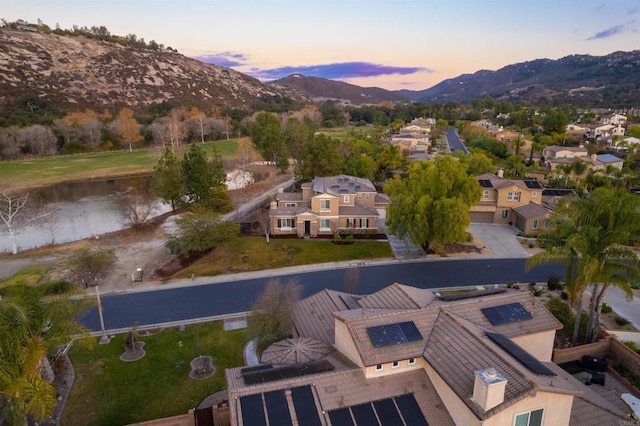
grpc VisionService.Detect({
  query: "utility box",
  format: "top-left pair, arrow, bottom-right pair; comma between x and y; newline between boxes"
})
132,267 -> 143,282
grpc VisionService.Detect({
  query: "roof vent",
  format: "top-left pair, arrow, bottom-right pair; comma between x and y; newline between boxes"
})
472,368 -> 507,412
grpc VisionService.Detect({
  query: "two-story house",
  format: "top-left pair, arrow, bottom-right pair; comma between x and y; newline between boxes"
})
225,283 -> 629,425
269,175 -> 390,238
469,173 -> 552,234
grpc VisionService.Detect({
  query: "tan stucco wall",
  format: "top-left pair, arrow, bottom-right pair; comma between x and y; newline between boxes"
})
334,320 -> 363,367
483,391 -> 573,426
311,194 -> 339,216
338,216 -> 378,230
424,363 -> 481,426
363,357 -> 425,379
496,186 -> 535,206
512,330 -> 557,362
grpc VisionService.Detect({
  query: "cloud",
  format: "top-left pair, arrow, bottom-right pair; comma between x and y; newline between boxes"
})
190,52 -> 250,67
586,24 -> 625,40
248,62 -> 431,81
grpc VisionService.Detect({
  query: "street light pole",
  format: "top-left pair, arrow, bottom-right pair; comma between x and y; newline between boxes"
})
95,285 -> 110,344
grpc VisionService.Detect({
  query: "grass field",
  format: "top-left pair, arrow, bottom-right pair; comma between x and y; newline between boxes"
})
176,236 -> 393,278
62,321 -> 246,426
0,140 -> 239,190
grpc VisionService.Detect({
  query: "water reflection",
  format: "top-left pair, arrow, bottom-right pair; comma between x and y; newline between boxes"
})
0,176 -> 170,253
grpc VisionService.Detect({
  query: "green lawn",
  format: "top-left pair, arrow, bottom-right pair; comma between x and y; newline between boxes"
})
63,321 -> 246,426
176,236 -> 392,278
0,140 -> 238,190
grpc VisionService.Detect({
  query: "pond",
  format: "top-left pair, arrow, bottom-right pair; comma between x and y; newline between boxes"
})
0,175 -> 171,253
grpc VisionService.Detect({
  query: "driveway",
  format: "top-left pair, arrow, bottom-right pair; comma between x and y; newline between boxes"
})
468,224 -> 529,258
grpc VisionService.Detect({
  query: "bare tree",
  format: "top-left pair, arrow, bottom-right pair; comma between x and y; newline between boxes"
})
247,277 -> 301,354
67,247 -> 115,287
256,207 -> 271,243
0,126 -> 23,160
19,125 -> 58,156
119,188 -> 157,229
0,190 -> 51,254
149,118 -> 171,149
53,118 -> 76,146
79,116 -> 103,148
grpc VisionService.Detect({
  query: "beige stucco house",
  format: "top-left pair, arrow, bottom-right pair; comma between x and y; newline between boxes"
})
269,175 -> 390,238
225,283 -> 630,425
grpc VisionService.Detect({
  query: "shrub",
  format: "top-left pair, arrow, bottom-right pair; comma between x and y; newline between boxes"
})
615,316 -> 631,327
41,280 -> 74,295
546,298 -> 574,333
624,341 -> 639,353
547,275 -> 561,291
601,303 -> 613,314
560,291 -> 569,300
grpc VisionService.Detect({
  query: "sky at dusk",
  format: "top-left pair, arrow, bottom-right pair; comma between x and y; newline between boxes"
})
3,0 -> 639,91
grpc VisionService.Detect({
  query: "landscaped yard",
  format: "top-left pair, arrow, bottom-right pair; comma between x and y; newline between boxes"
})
1,139 -> 238,190
175,236 -> 393,278
62,321 -> 246,426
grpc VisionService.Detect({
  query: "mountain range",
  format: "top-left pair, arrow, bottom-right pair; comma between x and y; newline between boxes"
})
1,26 -> 638,116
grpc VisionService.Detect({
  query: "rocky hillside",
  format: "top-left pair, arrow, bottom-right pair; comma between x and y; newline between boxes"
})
0,28 -> 309,113
403,51 -> 640,106
270,74 -> 408,104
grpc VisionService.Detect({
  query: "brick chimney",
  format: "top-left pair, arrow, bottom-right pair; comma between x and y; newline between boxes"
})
472,368 -> 507,412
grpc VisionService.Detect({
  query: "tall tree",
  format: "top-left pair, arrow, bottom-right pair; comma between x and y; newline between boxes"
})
384,156 -> 482,250
181,144 -> 231,211
249,112 -> 288,172
152,148 -> 184,211
166,206 -> 239,256
115,108 -> 143,152
458,149 -> 495,176
527,188 -> 640,344
295,134 -> 345,182
0,284 -> 95,424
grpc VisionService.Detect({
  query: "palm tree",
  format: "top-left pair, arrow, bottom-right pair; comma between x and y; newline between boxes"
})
528,188 -> 640,344
571,160 -> 588,191
0,284 -> 95,424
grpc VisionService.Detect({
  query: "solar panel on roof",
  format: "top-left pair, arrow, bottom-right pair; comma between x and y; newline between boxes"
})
240,394 -> 267,426
486,332 -> 557,376
481,302 -> 532,326
291,386 -> 322,426
242,360 -> 334,385
523,180 -> 543,189
264,390 -> 293,426
542,189 -> 573,197
351,403 -> 379,425
395,394 -> 429,426
328,408 -> 354,426
240,364 -> 273,374
478,179 -> 492,188
374,398 -> 403,425
366,321 -> 423,348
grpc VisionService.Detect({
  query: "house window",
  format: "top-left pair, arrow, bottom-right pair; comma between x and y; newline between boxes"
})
285,203 -> 296,207
278,218 -> 294,229
365,193 -> 371,199
392,361 -> 400,368
532,191 -> 538,198
408,358 -> 416,365
343,195 -> 350,203
514,408 -> 544,426
375,364 -> 383,371
507,191 -> 521,201
347,218 -> 355,228
543,219 -> 549,229
532,219 -> 538,229
320,219 -> 330,230
357,193 -> 362,199
483,190 -> 490,199
320,199 -> 330,210
501,209 -> 509,219
359,218 -> 369,228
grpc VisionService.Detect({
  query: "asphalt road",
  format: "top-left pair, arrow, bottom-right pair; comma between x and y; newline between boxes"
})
82,258 -> 564,332
446,126 -> 468,154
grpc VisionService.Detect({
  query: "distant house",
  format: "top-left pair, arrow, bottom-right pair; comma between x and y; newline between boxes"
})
269,175 -> 390,237
542,145 -> 588,161
225,282 -> 630,425
601,113 -> 628,127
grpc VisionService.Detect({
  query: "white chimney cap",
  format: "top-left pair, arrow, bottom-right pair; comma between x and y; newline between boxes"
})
476,368 -> 506,385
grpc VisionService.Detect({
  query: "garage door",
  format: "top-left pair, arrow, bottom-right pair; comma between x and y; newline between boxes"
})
469,212 -> 494,223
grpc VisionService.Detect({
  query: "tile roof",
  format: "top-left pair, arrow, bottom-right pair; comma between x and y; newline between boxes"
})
343,308 -> 440,366
339,204 -> 379,216
358,282 -> 433,310
276,192 -> 303,201
227,364 -> 455,426
438,290 -> 563,338
513,201 -> 552,219
291,289 -> 353,345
